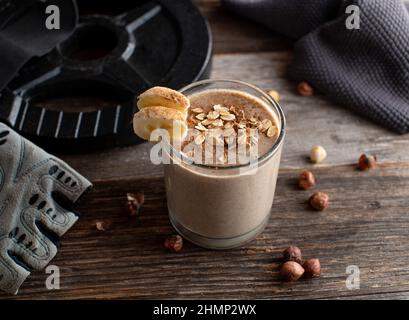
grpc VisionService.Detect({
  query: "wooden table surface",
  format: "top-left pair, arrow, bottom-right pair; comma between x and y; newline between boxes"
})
2,0 -> 409,300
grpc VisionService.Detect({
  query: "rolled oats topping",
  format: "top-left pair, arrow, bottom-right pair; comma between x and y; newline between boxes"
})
213,104 -> 230,112
212,119 -> 224,127
192,107 -> 204,113
194,134 -> 206,145
207,110 -> 220,120
182,90 -> 280,165
195,123 -> 207,131
195,113 -> 206,121
220,113 -> 236,121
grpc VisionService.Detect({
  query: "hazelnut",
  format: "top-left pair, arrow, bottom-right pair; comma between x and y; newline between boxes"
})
309,192 -> 329,211
280,261 -> 305,282
268,90 -> 280,102
126,192 -> 145,216
298,171 -> 316,190
95,221 -> 111,231
303,259 -> 321,278
164,234 -> 183,253
297,81 -> 314,96
310,145 -> 327,164
283,246 -> 302,264
358,154 -> 377,170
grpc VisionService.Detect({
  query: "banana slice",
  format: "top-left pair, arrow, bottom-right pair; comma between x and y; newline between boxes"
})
137,87 -> 190,113
133,106 -> 187,142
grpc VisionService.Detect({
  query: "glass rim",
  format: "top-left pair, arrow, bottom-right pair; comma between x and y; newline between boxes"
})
168,79 -> 286,171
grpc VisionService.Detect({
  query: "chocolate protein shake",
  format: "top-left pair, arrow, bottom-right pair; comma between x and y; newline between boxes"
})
164,80 -> 285,249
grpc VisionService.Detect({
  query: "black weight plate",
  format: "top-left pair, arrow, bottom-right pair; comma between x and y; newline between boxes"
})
0,0 -> 212,152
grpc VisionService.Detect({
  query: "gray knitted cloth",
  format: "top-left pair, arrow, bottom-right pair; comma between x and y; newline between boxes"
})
223,0 -> 409,133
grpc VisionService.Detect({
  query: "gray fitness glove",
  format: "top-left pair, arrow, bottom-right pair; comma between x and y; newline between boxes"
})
0,123 -> 92,294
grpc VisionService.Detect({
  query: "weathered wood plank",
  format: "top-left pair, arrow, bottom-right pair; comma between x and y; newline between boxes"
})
1,0 -> 407,301
194,0 -> 293,53
61,51 -> 409,181
329,291 -> 409,300
2,162 -> 409,299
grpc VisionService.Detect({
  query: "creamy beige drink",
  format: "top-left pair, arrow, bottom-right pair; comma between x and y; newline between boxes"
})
164,80 -> 285,249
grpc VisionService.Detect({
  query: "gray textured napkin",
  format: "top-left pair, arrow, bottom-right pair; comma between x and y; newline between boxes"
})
223,0 -> 409,133
0,122 -> 92,294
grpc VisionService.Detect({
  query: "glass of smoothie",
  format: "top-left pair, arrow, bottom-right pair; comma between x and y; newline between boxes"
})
164,79 -> 286,249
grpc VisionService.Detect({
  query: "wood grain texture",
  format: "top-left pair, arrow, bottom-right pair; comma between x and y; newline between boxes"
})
194,0 -> 293,53
1,163 -> 409,299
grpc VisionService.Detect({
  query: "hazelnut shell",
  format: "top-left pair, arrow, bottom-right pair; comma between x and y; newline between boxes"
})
283,246 -> 302,264
358,154 -> 377,170
299,171 -> 316,190
309,192 -> 329,211
280,261 -> 305,282
164,235 -> 184,253
303,259 -> 321,278
297,82 -> 314,97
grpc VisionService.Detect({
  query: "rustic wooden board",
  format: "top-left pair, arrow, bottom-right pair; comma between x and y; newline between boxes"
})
195,0 -> 293,53
2,0 -> 409,300
1,162 -> 409,299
